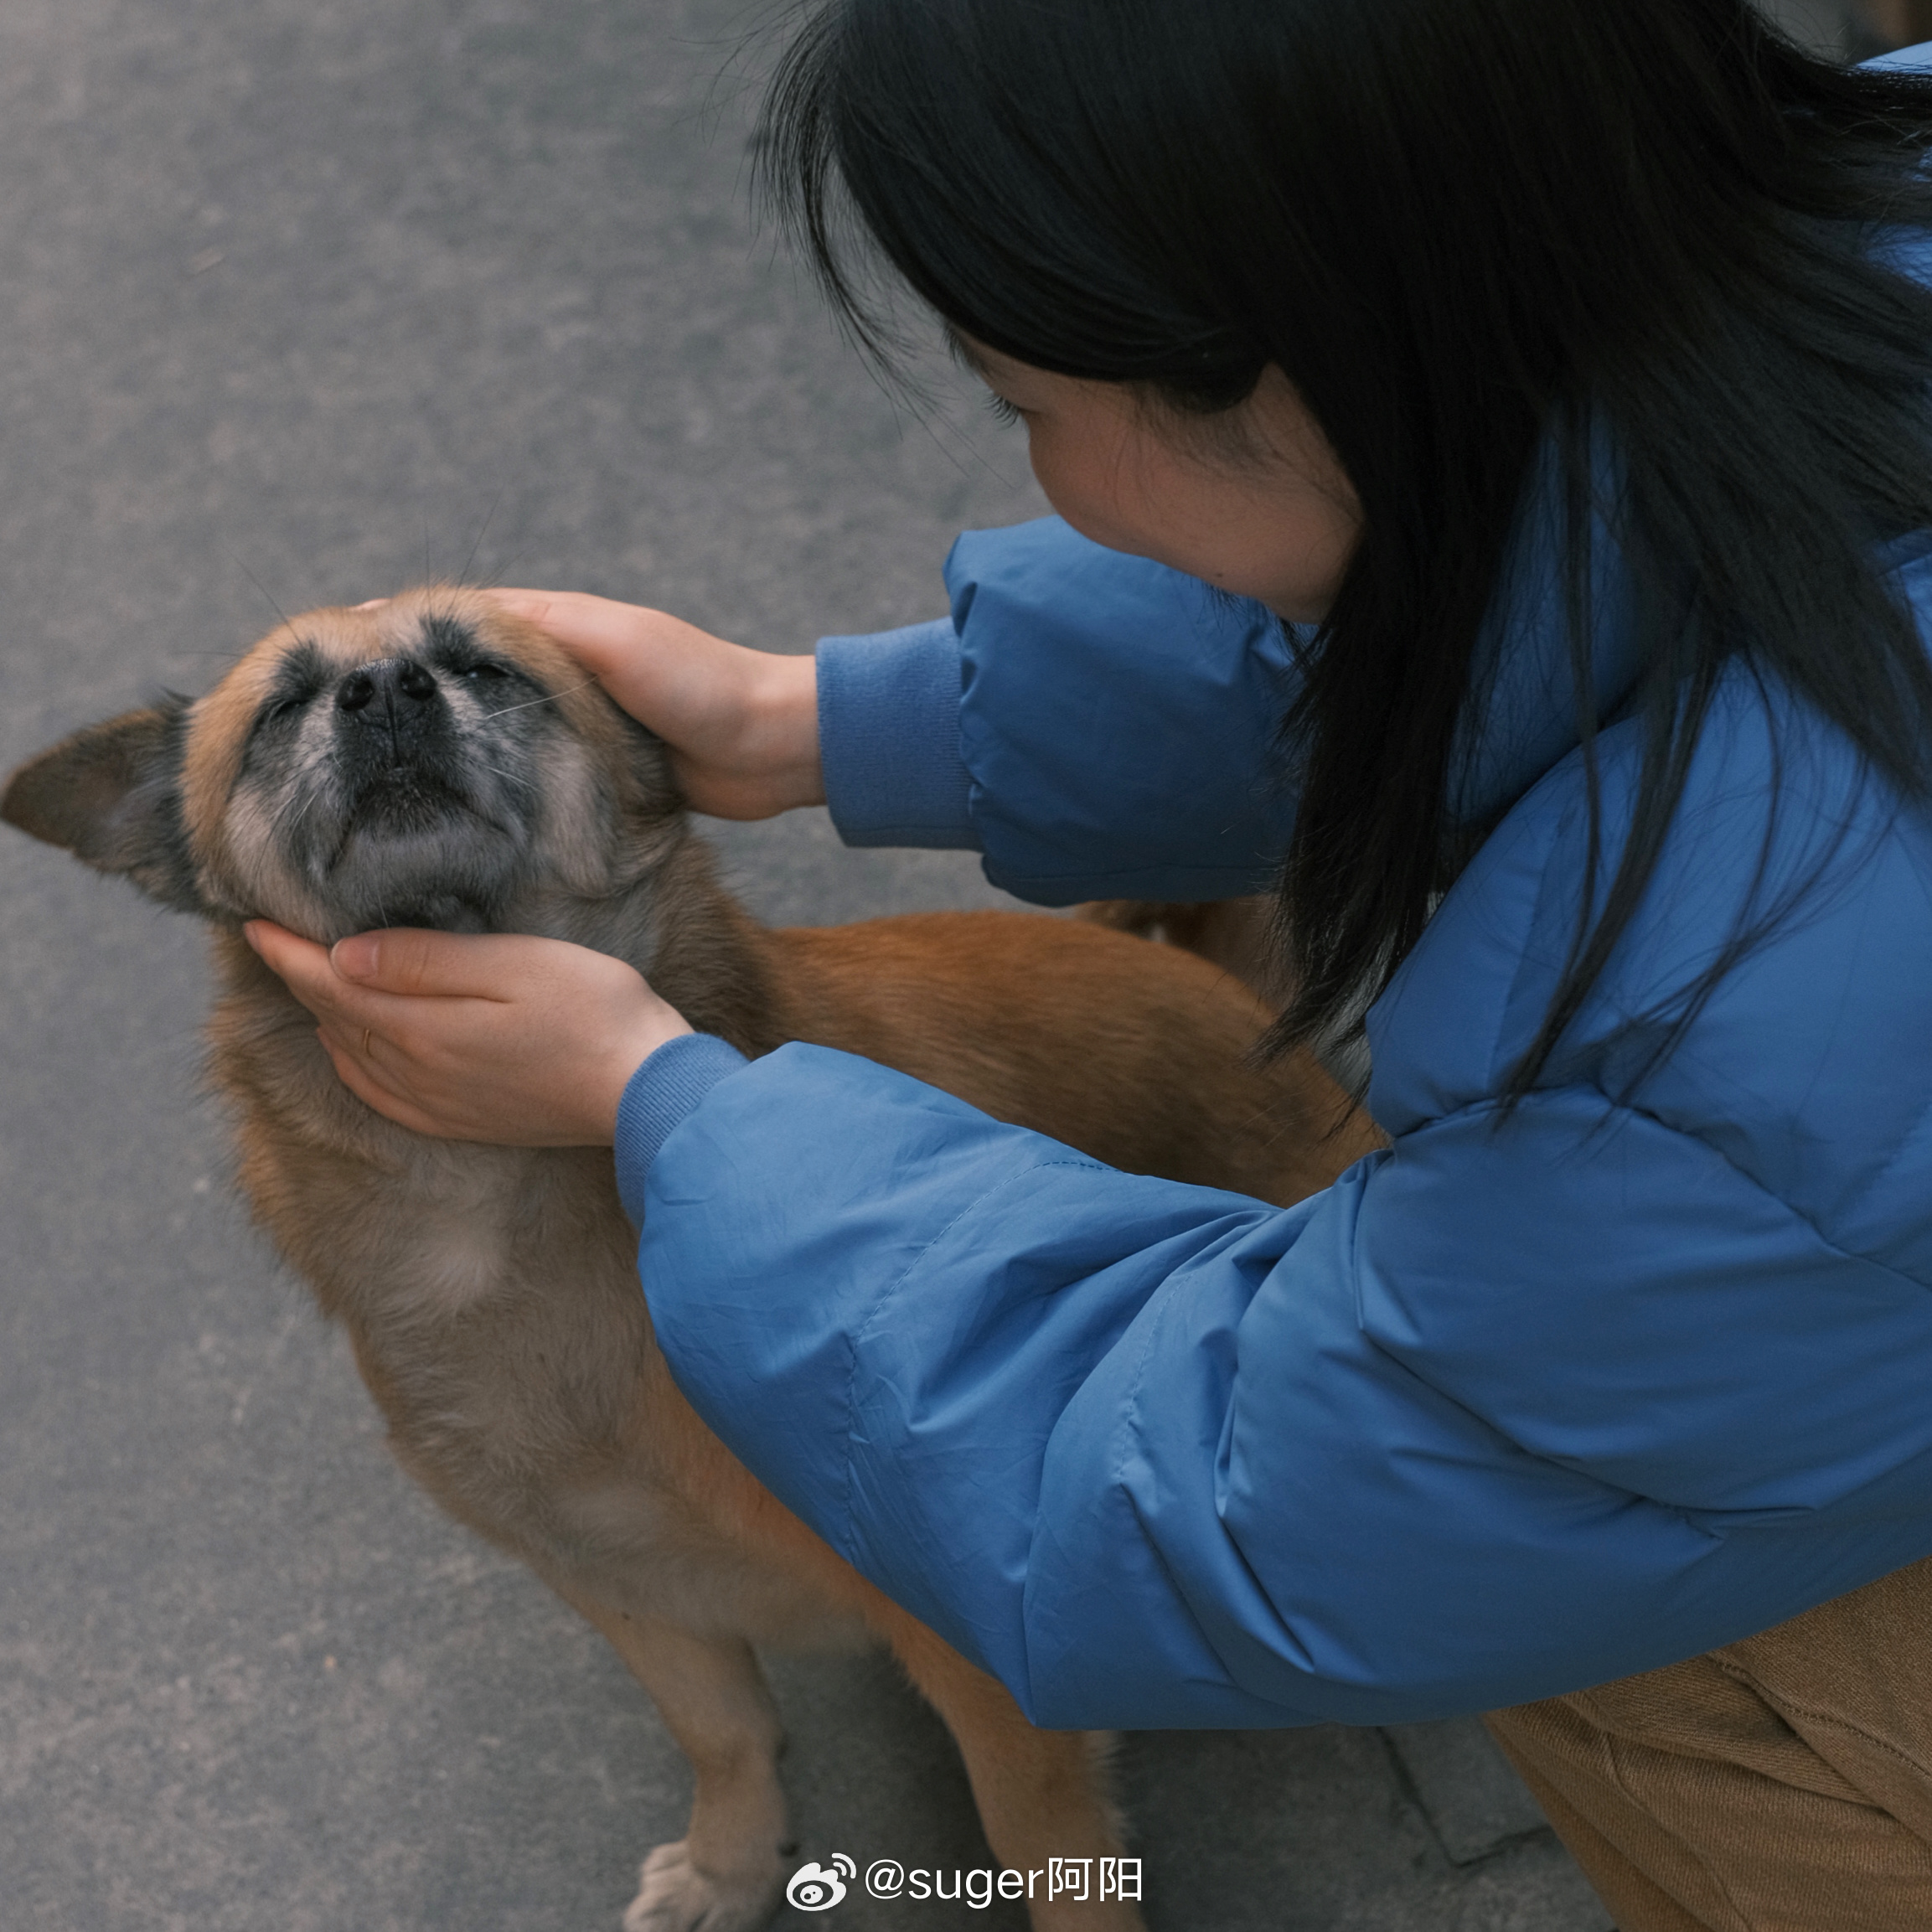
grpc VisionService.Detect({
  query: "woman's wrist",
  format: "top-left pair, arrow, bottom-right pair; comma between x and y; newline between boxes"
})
744,648 -> 826,814
612,1032 -> 752,1219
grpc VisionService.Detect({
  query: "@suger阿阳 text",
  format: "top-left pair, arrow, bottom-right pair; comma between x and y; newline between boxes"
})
783,1852 -> 1142,1912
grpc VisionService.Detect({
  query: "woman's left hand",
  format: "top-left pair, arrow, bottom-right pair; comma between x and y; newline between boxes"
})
244,922 -> 692,1144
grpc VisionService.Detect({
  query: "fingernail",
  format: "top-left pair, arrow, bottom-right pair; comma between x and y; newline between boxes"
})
241,922 -> 263,954
333,933 -> 380,980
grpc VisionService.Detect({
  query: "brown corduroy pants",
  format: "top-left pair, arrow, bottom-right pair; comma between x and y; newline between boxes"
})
1483,1557 -> 1932,1930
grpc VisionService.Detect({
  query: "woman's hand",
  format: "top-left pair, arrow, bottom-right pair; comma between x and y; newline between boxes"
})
245,922 -> 691,1144
489,589 -> 824,820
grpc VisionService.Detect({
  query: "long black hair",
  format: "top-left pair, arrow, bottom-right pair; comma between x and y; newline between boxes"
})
757,0 -> 1932,1091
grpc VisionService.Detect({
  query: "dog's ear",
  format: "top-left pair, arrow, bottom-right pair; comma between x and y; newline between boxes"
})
618,710 -> 686,819
2,699 -> 208,914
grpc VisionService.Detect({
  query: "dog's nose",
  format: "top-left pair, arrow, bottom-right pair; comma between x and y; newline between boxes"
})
337,661 -> 438,713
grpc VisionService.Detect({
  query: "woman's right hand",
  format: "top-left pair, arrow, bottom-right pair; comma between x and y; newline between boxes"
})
488,589 -> 824,820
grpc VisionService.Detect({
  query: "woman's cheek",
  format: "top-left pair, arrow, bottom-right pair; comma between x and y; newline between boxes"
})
1025,427 -> 1144,556
1022,426 -> 1079,521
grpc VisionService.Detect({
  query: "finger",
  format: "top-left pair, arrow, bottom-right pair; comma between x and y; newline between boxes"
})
316,1016 -> 387,1075
486,587 -> 553,622
486,588 -> 663,673
316,1028 -> 446,1138
250,921 -> 439,1039
329,927 -> 548,1001
247,920 -> 354,1020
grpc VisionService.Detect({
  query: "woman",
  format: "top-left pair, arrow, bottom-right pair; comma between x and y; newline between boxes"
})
253,3 -> 1932,1923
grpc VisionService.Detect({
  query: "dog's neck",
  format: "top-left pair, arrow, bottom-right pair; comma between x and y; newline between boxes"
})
260,811 -> 785,1063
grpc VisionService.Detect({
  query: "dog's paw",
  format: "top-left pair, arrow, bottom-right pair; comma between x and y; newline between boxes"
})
622,1841 -> 783,1932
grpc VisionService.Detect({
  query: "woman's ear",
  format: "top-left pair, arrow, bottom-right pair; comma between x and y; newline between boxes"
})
1,699 -> 209,915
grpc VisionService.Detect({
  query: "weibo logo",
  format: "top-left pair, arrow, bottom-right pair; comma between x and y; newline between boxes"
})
785,1854 -> 855,1912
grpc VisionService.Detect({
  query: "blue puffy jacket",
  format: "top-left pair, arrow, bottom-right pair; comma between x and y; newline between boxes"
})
613,214 -> 1932,1729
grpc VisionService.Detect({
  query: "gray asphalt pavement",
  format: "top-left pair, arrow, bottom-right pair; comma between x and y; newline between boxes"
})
0,4 -> 1612,1928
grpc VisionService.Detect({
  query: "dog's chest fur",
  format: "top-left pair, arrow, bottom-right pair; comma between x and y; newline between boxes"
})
204,921 -> 850,1645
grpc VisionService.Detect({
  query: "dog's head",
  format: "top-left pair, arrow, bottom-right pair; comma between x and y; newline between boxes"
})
2,587 -> 681,943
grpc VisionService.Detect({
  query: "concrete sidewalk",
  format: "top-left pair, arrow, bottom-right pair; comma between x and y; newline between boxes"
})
0,3 -> 1610,1926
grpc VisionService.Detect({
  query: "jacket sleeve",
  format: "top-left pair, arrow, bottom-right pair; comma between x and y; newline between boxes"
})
633,1041 -> 1932,1729
814,517 -> 1300,903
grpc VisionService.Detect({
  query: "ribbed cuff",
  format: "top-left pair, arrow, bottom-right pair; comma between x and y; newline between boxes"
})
816,617 -> 978,850
612,1032 -> 749,1225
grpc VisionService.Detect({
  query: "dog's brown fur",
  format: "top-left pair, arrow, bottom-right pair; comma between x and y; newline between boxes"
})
3,588 -> 1378,1931
1077,896 -> 1288,1010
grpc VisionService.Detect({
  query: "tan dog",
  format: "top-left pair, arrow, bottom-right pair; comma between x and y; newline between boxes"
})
2,587 -> 1377,1932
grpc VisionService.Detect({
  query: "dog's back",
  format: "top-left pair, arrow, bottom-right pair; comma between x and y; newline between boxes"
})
768,907 -> 1374,1204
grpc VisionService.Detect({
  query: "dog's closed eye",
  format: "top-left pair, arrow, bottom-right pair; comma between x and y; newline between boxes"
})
253,643 -> 328,738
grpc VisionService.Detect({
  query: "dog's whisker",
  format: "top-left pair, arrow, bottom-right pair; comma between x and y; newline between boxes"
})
482,679 -> 597,720
458,488 -> 506,589
460,760 -> 524,789
481,539 -> 539,589
272,778 -> 328,839
222,545 -> 297,638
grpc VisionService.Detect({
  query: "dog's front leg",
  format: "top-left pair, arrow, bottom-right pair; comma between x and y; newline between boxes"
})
875,1603 -> 1149,1932
558,1588 -> 792,1932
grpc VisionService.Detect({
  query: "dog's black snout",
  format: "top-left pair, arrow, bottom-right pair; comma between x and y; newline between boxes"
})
337,660 -> 440,715
332,654 -> 460,789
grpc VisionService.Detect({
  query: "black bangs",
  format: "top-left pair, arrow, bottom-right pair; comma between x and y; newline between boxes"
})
756,0 -> 1267,396
758,0 -> 1932,1097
